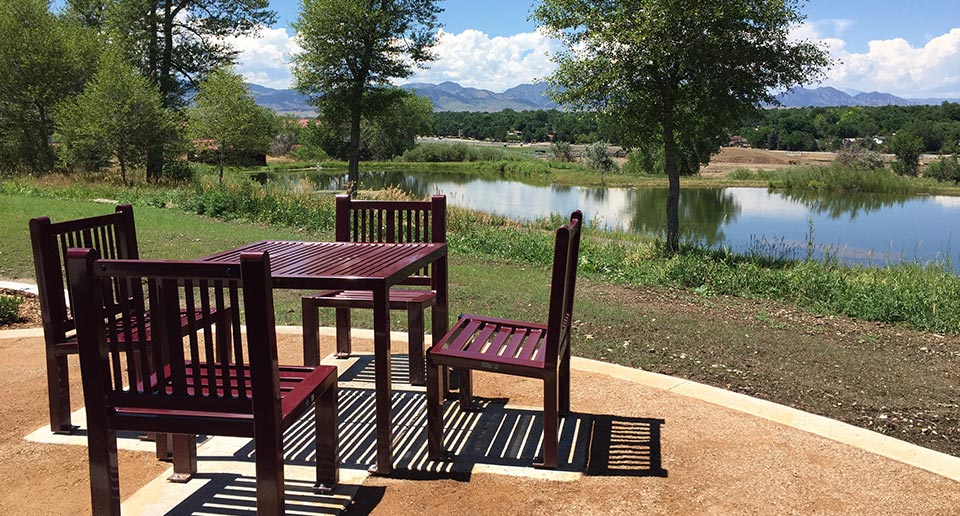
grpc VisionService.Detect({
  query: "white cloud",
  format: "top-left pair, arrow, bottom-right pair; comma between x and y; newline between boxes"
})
397,29 -> 561,92
226,27 -> 559,92
224,27 -> 301,89
797,23 -> 960,98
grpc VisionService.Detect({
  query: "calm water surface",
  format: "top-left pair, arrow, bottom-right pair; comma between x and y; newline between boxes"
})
256,170 -> 960,266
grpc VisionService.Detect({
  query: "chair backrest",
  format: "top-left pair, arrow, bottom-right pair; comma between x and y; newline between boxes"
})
334,194 -> 446,286
544,210 -> 584,367
29,205 -> 139,342
66,249 -> 280,421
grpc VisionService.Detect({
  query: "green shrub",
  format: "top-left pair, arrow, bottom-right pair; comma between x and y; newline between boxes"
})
582,141 -> 618,176
833,143 -> 885,170
399,142 -> 509,162
924,155 -> 960,183
0,294 -> 23,325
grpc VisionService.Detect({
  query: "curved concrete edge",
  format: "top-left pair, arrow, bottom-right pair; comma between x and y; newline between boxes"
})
0,281 -> 38,296
3,322 -> 956,483
571,356 -> 960,484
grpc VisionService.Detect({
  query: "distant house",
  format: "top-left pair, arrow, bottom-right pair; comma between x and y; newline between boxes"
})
726,135 -> 750,148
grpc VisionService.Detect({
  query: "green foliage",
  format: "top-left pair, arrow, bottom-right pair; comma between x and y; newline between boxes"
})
551,141 -> 575,162
399,142 -> 509,162
187,67 -> 275,182
56,51 -> 171,183
293,0 -> 442,189
429,110 -> 602,143
924,155 -> 960,183
0,0 -> 99,172
71,0 -> 276,180
0,294 -> 23,325
761,165 -> 918,193
581,141 -> 618,176
889,131 -> 924,176
833,142 -> 885,170
361,91 -> 434,160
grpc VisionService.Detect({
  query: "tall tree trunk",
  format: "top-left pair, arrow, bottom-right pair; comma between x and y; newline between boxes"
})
218,147 -> 224,183
663,108 -> 680,255
347,92 -> 362,198
145,1 -> 163,182
119,154 -> 127,185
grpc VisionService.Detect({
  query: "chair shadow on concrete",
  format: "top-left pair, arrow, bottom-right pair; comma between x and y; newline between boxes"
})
165,473 -> 357,515
585,415 -> 668,478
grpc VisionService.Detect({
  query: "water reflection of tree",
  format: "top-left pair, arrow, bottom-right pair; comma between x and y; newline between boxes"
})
775,190 -> 912,220
628,188 -> 740,245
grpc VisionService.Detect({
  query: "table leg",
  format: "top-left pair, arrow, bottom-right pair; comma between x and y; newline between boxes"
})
370,285 -> 393,475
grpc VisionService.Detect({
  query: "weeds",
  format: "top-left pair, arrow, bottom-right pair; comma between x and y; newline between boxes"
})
0,294 -> 22,325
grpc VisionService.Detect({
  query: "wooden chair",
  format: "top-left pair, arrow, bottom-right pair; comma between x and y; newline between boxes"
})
426,210 -> 582,469
301,194 -> 446,385
67,249 -> 339,516
30,205 -> 230,443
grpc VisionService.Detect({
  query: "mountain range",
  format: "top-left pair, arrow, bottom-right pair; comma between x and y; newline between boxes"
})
249,82 -> 960,115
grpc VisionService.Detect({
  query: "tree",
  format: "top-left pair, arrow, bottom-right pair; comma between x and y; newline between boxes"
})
69,0 -> 276,180
187,67 -> 275,182
293,0 -> 442,196
361,90 -> 433,161
888,131 -> 924,177
55,52 -> 170,183
0,0 -> 99,172
534,0 -> 830,253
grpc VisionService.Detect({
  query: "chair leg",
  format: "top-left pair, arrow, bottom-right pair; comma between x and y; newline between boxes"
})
407,304 -> 425,386
458,369 -> 473,411
301,298 -> 320,366
254,430 -> 285,516
536,374 -> 559,469
334,308 -> 352,358
88,427 -> 121,515
168,434 -> 197,482
47,351 -> 74,434
426,360 -> 445,460
559,348 -> 571,416
314,377 -> 339,492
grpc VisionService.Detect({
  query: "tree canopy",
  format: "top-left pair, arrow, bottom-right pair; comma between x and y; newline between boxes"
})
188,67 -> 275,182
56,51 -> 170,183
293,0 -> 442,195
534,0 -> 830,252
0,0 -> 99,172
68,0 -> 276,180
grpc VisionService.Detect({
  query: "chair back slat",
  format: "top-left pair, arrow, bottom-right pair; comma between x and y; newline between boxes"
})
67,250 -> 275,416
333,194 -> 446,286
544,210 -> 583,367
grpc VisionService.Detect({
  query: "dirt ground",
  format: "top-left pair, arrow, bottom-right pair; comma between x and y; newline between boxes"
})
2,327 -> 960,515
698,147 -> 838,176
3,283 -> 960,514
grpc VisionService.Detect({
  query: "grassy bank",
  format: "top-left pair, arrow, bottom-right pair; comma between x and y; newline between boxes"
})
3,174 -> 958,334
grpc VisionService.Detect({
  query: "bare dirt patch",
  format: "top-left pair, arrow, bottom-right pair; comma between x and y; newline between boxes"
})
572,279 -> 960,457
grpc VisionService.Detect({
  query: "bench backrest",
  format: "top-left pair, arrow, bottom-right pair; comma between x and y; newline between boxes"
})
67,249 -> 280,421
335,194 -> 446,286
29,205 -> 139,343
544,210 -> 583,367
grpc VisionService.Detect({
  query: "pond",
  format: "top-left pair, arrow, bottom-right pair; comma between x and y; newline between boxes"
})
254,169 -> 960,267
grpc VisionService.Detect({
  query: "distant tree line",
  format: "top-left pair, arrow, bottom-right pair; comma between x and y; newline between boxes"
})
428,110 -> 611,144
737,103 -> 960,153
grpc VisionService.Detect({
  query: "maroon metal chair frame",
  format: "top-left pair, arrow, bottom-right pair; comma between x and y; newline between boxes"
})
301,194 -> 446,385
30,205 -> 230,448
68,249 -> 339,516
426,210 -> 582,468
30,205 -> 140,434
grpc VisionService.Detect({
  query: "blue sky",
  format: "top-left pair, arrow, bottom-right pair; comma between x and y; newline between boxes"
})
220,1 -> 960,97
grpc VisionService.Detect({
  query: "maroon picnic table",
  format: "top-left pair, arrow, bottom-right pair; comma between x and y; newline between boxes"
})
202,240 -> 449,475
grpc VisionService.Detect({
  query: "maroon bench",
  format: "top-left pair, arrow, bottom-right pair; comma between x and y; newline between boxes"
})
301,194 -> 445,385
426,210 -> 582,468
68,249 -> 339,515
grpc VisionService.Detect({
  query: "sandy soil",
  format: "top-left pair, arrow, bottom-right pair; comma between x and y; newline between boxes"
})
2,328 -> 959,515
